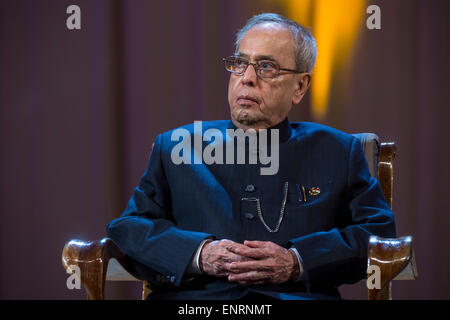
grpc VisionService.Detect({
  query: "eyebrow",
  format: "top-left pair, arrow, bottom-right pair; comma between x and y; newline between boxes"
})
236,52 -> 278,62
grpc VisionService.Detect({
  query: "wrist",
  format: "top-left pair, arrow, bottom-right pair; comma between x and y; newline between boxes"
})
199,239 -> 213,273
288,249 -> 300,281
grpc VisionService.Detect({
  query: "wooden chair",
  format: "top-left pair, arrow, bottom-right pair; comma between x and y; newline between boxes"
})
62,134 -> 417,300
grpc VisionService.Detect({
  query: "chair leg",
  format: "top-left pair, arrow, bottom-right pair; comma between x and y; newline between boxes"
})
367,236 -> 413,300
368,281 -> 391,300
83,259 -> 106,300
62,239 -> 109,300
142,281 -> 152,300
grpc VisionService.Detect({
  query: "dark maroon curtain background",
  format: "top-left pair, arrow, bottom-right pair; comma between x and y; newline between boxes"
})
1,0 -> 449,299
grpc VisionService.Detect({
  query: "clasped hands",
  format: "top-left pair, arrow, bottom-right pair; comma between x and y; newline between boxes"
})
199,239 -> 300,285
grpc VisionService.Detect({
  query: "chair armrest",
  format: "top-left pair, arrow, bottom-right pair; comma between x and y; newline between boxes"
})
62,237 -> 132,299
367,235 -> 418,300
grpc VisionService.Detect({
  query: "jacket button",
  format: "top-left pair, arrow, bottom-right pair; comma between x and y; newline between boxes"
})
245,184 -> 256,192
245,213 -> 255,220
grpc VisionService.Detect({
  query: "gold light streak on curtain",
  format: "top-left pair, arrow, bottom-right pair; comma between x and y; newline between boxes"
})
280,0 -> 366,119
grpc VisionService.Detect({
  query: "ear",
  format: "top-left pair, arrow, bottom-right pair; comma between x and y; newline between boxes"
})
292,73 -> 312,105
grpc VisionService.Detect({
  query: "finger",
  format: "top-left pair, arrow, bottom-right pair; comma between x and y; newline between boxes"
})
224,241 -> 249,252
228,270 -> 270,282
238,280 -> 267,286
222,261 -> 248,273
229,260 -> 270,273
220,253 -> 255,272
223,251 -> 251,263
243,240 -> 269,248
227,243 -> 267,259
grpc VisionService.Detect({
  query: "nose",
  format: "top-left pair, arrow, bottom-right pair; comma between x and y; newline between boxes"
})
241,63 -> 258,86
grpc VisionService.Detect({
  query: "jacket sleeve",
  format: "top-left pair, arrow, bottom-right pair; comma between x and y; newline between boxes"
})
288,136 -> 396,288
106,134 -> 214,287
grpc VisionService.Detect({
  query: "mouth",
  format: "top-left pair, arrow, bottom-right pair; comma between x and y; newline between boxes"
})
237,95 -> 260,106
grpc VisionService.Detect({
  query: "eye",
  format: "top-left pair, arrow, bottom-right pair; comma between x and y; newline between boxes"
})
235,58 -> 246,67
259,61 -> 276,70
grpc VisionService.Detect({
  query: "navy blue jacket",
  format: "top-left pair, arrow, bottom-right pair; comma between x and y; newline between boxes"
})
106,118 -> 396,299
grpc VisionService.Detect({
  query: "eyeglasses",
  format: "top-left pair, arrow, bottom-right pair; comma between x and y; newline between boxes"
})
222,56 -> 304,79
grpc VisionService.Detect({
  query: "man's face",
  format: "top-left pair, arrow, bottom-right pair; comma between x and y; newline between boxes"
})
228,23 -> 310,130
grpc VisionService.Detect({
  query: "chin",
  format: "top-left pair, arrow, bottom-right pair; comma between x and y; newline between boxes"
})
232,110 -> 264,127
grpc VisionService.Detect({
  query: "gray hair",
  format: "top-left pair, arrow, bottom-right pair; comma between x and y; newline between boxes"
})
235,13 -> 317,73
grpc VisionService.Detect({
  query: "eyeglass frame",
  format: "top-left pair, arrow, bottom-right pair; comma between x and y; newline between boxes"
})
222,56 -> 306,79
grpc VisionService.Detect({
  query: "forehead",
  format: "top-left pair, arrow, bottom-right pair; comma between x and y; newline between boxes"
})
237,23 -> 295,65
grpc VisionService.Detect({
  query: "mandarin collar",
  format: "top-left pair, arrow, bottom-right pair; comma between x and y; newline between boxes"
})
227,117 -> 292,143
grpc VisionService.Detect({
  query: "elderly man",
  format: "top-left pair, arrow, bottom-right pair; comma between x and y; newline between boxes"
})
106,13 -> 395,300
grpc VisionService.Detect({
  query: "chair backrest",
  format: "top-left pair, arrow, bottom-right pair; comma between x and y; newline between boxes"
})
352,133 -> 380,179
353,133 -> 396,209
